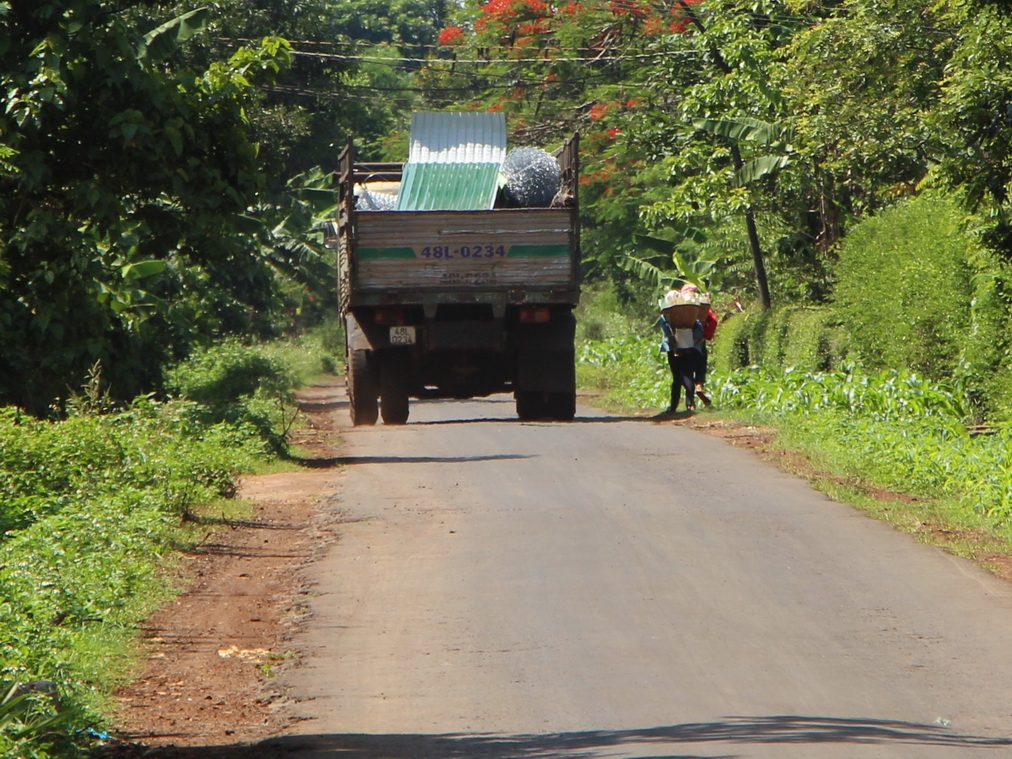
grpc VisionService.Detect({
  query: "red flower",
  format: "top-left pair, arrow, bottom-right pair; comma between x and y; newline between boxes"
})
607,127 -> 621,138
437,26 -> 465,45
669,0 -> 703,33
518,19 -> 548,35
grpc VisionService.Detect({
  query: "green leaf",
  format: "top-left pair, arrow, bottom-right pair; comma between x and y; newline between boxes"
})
235,214 -> 265,234
140,8 -> 210,63
634,234 -> 677,255
692,117 -> 790,146
121,260 -> 166,281
619,254 -> 678,290
735,154 -> 792,186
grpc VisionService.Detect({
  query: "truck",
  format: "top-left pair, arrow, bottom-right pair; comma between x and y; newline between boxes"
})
326,112 -> 581,425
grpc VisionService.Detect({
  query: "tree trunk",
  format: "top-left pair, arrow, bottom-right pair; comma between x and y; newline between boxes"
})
731,143 -> 772,310
679,0 -> 772,309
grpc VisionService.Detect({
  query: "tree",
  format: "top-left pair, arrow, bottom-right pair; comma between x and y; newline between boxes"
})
0,0 -> 290,412
782,0 -> 953,253
929,2 -> 1012,255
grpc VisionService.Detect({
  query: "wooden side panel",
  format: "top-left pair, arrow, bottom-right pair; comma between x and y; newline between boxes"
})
351,209 -> 577,292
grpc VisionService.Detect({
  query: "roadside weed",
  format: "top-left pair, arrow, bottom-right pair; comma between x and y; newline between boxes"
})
0,339 -> 303,757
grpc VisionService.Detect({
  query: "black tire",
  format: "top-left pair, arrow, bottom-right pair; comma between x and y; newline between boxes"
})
347,348 -> 378,426
547,391 -> 576,421
515,390 -> 546,421
379,350 -> 410,425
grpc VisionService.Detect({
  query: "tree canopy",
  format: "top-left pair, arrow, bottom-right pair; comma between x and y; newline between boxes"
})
414,0 -> 1012,309
8,0 -> 1012,411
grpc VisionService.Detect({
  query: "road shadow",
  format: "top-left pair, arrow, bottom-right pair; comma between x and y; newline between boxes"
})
411,414 -> 656,426
313,394 -> 684,427
296,398 -> 348,412
104,716 -> 1012,758
295,453 -> 534,467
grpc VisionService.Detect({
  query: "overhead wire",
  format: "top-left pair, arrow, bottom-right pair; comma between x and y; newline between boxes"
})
287,48 -> 700,65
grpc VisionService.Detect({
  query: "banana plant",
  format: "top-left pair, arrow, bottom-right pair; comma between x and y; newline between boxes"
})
688,115 -> 794,310
621,228 -> 716,293
691,116 -> 794,187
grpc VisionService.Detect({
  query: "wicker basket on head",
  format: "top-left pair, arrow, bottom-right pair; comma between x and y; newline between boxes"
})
695,294 -> 711,322
660,290 -> 700,328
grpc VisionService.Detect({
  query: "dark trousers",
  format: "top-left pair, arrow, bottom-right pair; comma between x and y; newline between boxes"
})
666,350 -> 696,410
696,344 -> 708,386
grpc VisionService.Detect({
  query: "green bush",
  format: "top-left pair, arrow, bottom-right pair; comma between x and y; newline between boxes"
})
0,336 -> 307,756
958,246 -> 1012,420
710,305 -> 845,375
165,339 -> 291,405
575,284 -> 647,343
165,340 -> 298,455
832,193 -> 973,379
0,395 -> 273,756
710,308 -> 753,373
260,317 -> 346,380
783,308 -> 845,372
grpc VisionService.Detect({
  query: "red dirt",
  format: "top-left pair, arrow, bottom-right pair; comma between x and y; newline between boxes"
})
108,380 -> 347,754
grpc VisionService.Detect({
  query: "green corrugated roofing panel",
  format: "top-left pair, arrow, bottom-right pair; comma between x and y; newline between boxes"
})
395,162 -> 502,211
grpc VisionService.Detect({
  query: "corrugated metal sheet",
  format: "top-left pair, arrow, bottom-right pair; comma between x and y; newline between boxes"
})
407,111 -> 506,164
396,163 -> 501,211
397,112 -> 506,211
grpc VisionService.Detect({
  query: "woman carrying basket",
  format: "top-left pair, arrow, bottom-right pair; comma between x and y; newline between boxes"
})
679,283 -> 718,407
658,288 -> 704,413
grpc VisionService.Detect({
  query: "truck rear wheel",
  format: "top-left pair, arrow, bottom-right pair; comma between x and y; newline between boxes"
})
347,348 -> 378,426
515,390 -> 546,421
547,391 -> 576,421
380,350 -> 410,425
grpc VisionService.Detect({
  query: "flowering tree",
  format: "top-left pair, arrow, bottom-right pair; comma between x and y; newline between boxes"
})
420,0 -> 959,308
421,0 -> 782,302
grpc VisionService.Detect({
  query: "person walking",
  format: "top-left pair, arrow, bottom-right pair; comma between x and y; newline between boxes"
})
658,291 -> 703,413
678,283 -> 718,407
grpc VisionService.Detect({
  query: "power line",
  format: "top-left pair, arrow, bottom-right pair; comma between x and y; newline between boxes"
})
217,36 -> 702,65
288,48 -> 699,65
266,71 -> 646,97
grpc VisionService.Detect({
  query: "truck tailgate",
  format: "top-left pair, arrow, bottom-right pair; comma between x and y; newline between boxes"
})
351,208 -> 576,291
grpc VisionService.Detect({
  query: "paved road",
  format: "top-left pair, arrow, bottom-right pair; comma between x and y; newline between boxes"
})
272,394 -> 1012,758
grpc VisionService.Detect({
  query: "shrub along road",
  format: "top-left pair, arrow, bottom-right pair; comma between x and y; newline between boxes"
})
113,384 -> 1012,757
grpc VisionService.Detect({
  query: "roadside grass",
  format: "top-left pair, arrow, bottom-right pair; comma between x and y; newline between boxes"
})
577,331 -> 1012,577
260,317 -> 345,383
0,339 -> 315,758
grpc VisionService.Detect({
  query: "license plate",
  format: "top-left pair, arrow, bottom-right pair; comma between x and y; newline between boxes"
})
389,326 -> 416,345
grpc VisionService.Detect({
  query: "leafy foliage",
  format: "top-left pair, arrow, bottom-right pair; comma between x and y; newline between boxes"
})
0,339 -> 297,756
708,304 -> 846,377
0,1 -> 296,413
832,194 -> 973,380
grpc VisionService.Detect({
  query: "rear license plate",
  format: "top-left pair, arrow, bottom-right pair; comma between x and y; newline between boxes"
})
389,326 -> 416,345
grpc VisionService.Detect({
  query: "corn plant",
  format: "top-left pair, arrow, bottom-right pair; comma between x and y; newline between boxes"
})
0,681 -> 70,757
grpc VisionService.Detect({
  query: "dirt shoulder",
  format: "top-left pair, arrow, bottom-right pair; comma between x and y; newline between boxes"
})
108,379 -> 349,754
